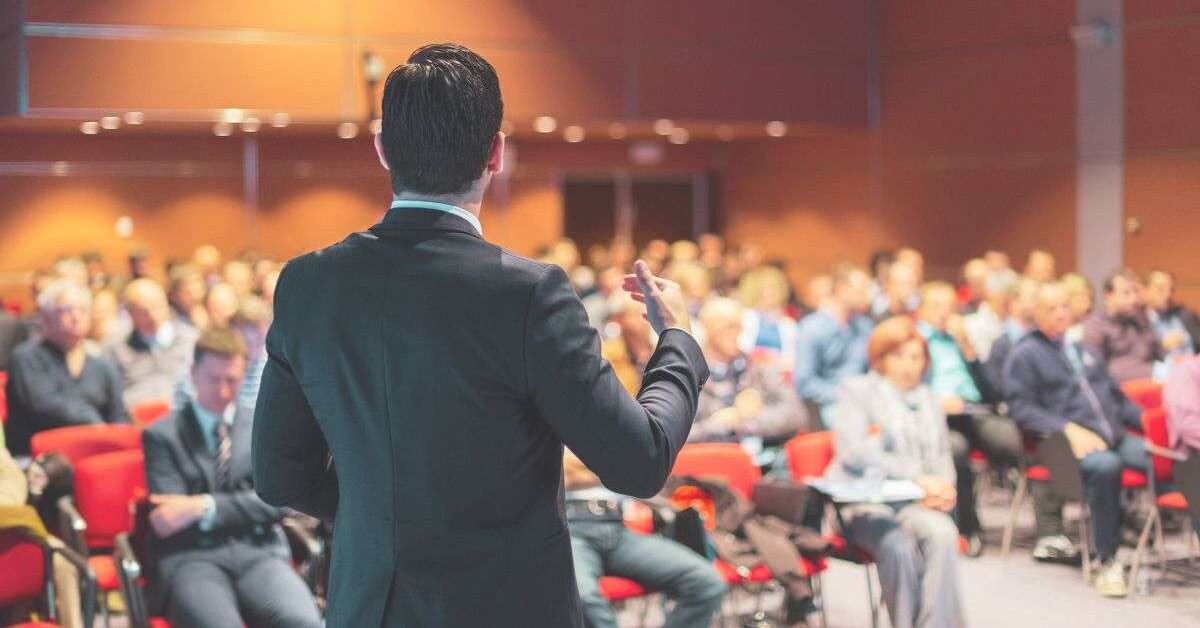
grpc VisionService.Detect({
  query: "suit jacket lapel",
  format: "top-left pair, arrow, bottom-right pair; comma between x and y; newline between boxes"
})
178,403 -> 216,491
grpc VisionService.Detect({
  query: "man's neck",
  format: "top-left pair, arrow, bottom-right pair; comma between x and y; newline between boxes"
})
392,192 -> 482,218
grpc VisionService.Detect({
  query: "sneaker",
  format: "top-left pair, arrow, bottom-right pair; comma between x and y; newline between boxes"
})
1032,534 -> 1080,564
961,533 -> 984,558
1093,559 -> 1128,597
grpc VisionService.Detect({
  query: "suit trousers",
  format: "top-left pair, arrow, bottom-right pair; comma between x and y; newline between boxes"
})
161,540 -> 322,628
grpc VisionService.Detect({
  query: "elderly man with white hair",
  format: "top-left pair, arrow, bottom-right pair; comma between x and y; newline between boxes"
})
107,278 -> 199,409
5,280 -> 129,455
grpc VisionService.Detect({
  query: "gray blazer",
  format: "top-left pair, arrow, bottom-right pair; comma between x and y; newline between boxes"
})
826,372 -> 955,484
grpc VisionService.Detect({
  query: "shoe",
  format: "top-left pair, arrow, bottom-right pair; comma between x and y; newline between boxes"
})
961,533 -> 984,558
1093,559 -> 1128,597
1032,534 -> 1080,564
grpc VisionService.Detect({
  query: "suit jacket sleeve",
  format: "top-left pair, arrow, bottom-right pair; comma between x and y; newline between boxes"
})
252,277 -> 339,522
525,266 -> 708,498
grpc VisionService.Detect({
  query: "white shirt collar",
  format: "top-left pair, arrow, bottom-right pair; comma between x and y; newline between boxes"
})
389,199 -> 483,237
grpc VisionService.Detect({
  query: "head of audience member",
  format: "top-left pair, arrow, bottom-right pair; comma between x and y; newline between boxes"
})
190,328 -> 247,416
1101,268 -> 1142,318
549,239 -> 581,274
963,258 -> 988,298
169,265 -> 207,313
53,257 -> 89,287
895,248 -> 925,283
223,260 -> 255,297
232,296 -> 272,364
1144,269 -> 1177,315
586,244 -> 610,271
261,267 -> 281,306
124,278 -> 172,340
697,233 -> 724,268
699,298 -> 744,364
30,270 -> 53,304
980,269 -> 1018,318
869,249 -> 895,285
128,249 -> 152,281
737,265 -> 790,314
1059,273 -> 1094,325
607,292 -> 653,354
804,273 -> 834,312
670,262 -> 713,307
1033,282 -> 1072,341
740,244 -> 765,270
89,288 -> 120,343
984,250 -> 1011,271
37,280 -> 92,352
376,43 -> 504,209
81,251 -> 107,287
917,281 -> 958,332
193,244 -> 222,281
594,266 -> 624,298
1024,248 -> 1057,282
609,238 -> 636,271
205,283 -> 239,330
252,258 -> 275,286
868,316 -> 930,392
884,261 -> 920,315
1011,278 -> 1042,329
830,264 -> 872,318
670,240 -> 700,265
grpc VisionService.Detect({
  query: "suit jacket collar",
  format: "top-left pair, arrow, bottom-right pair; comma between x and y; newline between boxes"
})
370,207 -> 482,240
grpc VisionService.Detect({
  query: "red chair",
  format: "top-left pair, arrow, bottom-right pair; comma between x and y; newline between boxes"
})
0,523 -> 96,627
598,576 -> 651,626
57,449 -> 147,623
1121,379 -> 1164,411
1129,408 -> 1197,589
0,370 -> 9,425
130,399 -> 171,427
30,424 -> 143,465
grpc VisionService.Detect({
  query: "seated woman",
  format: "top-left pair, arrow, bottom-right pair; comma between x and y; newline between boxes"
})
825,316 -> 965,628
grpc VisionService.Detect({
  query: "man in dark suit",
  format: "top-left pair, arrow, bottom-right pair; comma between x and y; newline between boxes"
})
143,329 -> 321,628
252,43 -> 708,628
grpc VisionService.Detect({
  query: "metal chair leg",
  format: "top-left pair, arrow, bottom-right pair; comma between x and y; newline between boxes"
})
865,565 -> 879,628
1129,508 -> 1158,594
1080,509 -> 1093,583
1002,475 -> 1027,559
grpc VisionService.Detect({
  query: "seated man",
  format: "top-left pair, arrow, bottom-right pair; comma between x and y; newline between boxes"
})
1144,269 -> 1200,363
916,282 -> 1021,554
108,279 -> 199,410
1004,282 -> 1148,598
964,269 -> 1018,362
984,277 -> 1040,393
1081,268 -> 1164,382
869,261 -> 920,323
794,264 -> 874,426
693,298 -> 807,446
564,451 -> 725,628
142,329 -> 321,628
5,280 -> 129,456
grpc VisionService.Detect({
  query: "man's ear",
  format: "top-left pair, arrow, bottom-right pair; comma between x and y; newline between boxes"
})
374,133 -> 390,171
485,132 -> 505,176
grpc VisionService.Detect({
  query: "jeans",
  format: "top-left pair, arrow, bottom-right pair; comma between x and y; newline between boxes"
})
1033,436 -> 1150,562
947,413 -> 1022,535
570,520 -> 726,628
844,504 -> 965,628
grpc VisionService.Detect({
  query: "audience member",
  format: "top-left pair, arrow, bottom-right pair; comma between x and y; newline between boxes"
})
915,281 -> 1021,553
984,277 -> 1041,393
1164,354 -> 1200,452
563,450 -> 726,628
1082,268 -> 1164,382
1059,273 -> 1094,344
1144,269 -> 1199,362
964,269 -> 1018,361
870,261 -> 920,322
87,288 -> 122,349
582,267 -> 625,329
802,274 -> 833,313
142,329 -> 321,628
692,298 -> 807,445
958,258 -> 989,314
794,264 -> 874,426
107,279 -> 199,409
895,248 -> 925,284
1004,282 -> 1148,597
867,248 -> 895,302
737,265 -> 798,371
983,250 -> 1011,272
205,283 -> 239,330
826,316 -> 964,628
230,296 -> 271,406
128,249 -> 152,282
599,293 -> 654,395
5,280 -> 129,455
223,260 -> 255,298
192,245 -> 223,287
1023,248 -> 1057,282
0,306 -> 28,371
168,265 -> 210,331
261,267 -> 281,306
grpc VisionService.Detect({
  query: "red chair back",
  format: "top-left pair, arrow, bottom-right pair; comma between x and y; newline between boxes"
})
1121,379 -> 1164,411
784,431 -> 835,480
1142,407 -> 1174,483
0,529 -> 47,607
30,424 -> 142,465
671,443 -> 761,499
0,370 -> 8,425
131,399 -> 172,427
74,449 -> 147,549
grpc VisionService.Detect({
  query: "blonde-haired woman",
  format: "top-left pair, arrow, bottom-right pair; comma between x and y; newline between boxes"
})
736,265 -> 798,373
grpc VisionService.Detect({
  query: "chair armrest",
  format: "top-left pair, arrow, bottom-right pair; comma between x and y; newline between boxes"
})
56,495 -> 88,555
47,541 -> 97,628
1144,441 -> 1188,462
113,532 -> 151,628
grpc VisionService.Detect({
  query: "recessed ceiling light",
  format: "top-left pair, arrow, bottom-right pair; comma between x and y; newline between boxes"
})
608,122 -> 628,140
213,122 -> 233,137
100,116 -> 121,130
123,112 -> 145,125
533,116 -> 557,134
563,125 -> 586,143
765,121 -> 788,137
716,125 -> 736,142
221,108 -> 245,124
653,118 -> 675,135
369,119 -> 382,135
270,112 -> 291,128
337,122 -> 359,139
668,128 -> 690,145
80,121 -> 100,135
241,117 -> 262,133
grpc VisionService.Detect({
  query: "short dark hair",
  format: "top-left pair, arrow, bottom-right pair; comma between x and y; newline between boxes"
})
1102,267 -> 1139,293
379,43 -> 503,196
194,328 -> 247,364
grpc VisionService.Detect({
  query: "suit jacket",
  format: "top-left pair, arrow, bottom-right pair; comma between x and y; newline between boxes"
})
252,208 -> 709,628
142,403 -> 289,590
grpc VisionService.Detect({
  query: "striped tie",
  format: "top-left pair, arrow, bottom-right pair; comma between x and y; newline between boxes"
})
213,420 -> 232,491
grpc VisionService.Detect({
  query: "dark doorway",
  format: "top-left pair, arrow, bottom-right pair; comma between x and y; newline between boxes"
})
563,175 -> 710,250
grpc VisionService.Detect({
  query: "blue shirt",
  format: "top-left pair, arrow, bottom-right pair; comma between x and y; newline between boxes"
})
390,199 -> 482,237
918,322 -> 982,403
189,400 -> 235,530
793,309 -> 873,412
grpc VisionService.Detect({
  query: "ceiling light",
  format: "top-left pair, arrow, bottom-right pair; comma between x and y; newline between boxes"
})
369,118 -> 382,135
337,122 -> 359,139
533,116 -> 557,134
563,125 -> 586,143
608,122 -> 628,140
668,128 -> 690,145
765,121 -> 788,137
100,116 -> 121,130
653,119 -> 675,135
213,122 -> 233,137
51,161 -> 69,176
123,112 -> 145,125
80,121 -> 100,135
221,108 -> 245,124
270,112 -> 291,128
241,117 -> 262,133
115,216 -> 134,238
